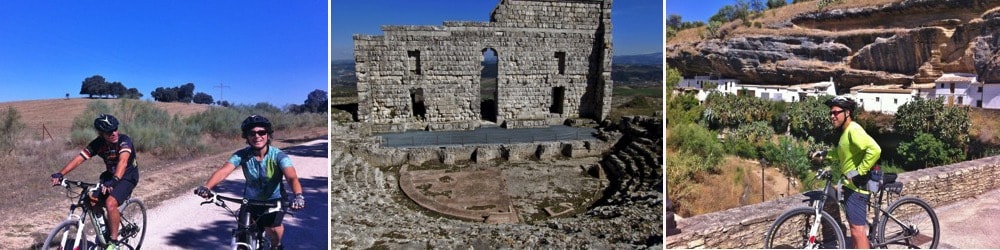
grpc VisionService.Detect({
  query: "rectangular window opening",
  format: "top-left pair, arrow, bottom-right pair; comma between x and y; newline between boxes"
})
554,52 -> 566,75
407,50 -> 422,75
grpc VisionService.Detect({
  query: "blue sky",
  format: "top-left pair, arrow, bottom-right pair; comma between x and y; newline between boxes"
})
0,1 -> 327,106
331,0 -> 664,61
666,0 -> 740,23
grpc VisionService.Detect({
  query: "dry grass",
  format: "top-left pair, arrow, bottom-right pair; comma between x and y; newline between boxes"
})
668,0 -> 908,44
970,108 -> 1000,145
0,98 -> 210,140
673,156 -> 792,217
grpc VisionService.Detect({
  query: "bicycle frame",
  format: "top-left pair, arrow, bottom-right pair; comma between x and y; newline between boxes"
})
201,193 -> 286,250
56,179 -> 114,248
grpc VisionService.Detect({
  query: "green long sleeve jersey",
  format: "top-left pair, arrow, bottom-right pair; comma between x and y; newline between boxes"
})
829,121 -> 881,194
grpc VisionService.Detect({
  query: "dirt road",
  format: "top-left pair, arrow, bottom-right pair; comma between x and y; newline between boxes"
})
142,140 -> 328,249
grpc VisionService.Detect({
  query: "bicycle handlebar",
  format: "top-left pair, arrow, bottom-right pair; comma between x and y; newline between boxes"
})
54,178 -> 101,190
199,192 -> 287,208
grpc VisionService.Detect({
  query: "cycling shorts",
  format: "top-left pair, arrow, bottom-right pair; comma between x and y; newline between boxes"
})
241,201 -> 286,230
843,188 -> 870,226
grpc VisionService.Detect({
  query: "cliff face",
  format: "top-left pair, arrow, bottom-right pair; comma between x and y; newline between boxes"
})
666,0 -> 1000,92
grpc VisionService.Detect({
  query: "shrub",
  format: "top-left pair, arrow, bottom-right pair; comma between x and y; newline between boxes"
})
761,135 -> 813,190
788,95 -> 834,144
668,123 -> 724,173
897,132 -> 964,169
0,107 -> 25,153
725,121 -> 775,159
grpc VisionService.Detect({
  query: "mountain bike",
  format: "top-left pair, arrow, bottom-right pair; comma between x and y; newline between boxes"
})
199,192 -> 289,250
763,161 -> 940,249
42,178 -> 147,250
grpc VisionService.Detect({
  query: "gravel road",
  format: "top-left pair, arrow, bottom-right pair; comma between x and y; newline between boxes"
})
141,140 -> 328,249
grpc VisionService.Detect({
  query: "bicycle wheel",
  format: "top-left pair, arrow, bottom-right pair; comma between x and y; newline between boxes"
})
877,197 -> 940,249
764,207 -> 846,249
118,198 -> 147,249
41,219 -> 88,250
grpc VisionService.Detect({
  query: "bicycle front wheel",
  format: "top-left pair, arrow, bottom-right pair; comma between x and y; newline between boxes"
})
877,197 -> 940,248
41,219 -> 88,250
118,198 -> 147,249
764,207 -> 846,249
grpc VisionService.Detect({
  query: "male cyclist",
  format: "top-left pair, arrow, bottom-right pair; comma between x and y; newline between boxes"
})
51,114 -> 139,250
195,115 -> 305,250
817,96 -> 881,249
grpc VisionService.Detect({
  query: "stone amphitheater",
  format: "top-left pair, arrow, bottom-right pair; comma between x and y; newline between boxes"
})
330,116 -> 663,248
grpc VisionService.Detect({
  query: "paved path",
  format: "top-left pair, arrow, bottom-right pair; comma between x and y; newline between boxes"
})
142,140 -> 328,249
929,187 -> 1000,248
377,125 -> 596,147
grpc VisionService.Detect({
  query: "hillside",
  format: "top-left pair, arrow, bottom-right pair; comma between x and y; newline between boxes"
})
666,0 -> 1000,92
0,98 -> 211,140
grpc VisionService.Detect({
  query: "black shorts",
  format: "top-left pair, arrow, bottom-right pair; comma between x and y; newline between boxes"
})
94,169 -> 139,205
240,201 -> 286,230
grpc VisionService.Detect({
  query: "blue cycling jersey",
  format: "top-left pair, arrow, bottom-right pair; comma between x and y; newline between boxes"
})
227,146 -> 293,201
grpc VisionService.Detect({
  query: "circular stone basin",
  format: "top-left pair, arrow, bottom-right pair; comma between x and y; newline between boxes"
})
399,159 -> 604,224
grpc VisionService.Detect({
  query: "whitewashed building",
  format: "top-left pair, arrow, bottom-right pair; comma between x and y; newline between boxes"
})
934,73 -> 978,106
676,75 -> 739,102
676,76 -> 835,103
851,84 -> 918,114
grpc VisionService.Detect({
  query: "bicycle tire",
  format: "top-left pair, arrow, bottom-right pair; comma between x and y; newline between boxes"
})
877,197 -> 940,249
41,219 -> 87,250
764,207 -> 846,249
119,198 -> 147,250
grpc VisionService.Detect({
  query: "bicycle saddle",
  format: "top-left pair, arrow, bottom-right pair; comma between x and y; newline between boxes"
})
883,182 -> 903,195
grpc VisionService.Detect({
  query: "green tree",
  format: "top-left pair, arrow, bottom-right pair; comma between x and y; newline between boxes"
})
703,92 -> 774,130
894,97 -> 969,149
193,92 -> 214,104
894,97 -> 969,168
665,66 -> 682,98
767,0 -> 787,9
898,132 -> 964,169
80,75 -> 107,98
788,95 -> 834,143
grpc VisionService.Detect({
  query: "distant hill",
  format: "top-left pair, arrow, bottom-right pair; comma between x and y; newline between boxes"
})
613,53 -> 662,65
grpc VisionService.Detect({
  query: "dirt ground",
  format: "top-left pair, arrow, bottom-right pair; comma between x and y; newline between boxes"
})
0,98 -> 325,247
675,157 -> 794,217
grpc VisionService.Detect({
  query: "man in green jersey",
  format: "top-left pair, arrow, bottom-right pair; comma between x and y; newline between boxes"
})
819,96 -> 881,249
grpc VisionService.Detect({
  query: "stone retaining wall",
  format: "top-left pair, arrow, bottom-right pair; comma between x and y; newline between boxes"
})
665,155 -> 1000,248
354,137 -> 619,168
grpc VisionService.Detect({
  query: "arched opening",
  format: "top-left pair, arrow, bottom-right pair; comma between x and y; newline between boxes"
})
480,48 -> 499,122
410,88 -> 426,120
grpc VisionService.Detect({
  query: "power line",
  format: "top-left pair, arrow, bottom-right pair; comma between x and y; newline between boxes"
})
214,82 -> 231,103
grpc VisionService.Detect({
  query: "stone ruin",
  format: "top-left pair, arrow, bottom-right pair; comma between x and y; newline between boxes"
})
353,0 -> 614,132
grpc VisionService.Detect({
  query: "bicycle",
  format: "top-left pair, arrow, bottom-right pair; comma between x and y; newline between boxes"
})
42,178 -> 147,250
199,192 -> 290,250
763,161 -> 940,248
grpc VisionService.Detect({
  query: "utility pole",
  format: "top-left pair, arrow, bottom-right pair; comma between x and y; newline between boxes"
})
214,82 -> 231,104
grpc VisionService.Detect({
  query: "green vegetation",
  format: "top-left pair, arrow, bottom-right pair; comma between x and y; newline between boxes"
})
894,97 -> 969,169
70,99 -> 325,159
0,107 -> 25,154
79,75 -> 142,99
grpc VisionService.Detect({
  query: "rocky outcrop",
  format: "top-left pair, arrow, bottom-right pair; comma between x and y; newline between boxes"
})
974,8 -> 1000,83
666,0 -> 1000,91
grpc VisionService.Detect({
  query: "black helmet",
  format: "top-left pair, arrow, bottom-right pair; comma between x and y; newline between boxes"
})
824,96 -> 857,113
94,114 -> 119,133
240,115 -> 272,138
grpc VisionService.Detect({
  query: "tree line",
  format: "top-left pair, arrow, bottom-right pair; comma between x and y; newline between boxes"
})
77,75 -> 327,114
80,75 -> 143,99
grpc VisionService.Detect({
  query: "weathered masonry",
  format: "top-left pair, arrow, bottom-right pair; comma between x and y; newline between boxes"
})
354,0 -> 613,132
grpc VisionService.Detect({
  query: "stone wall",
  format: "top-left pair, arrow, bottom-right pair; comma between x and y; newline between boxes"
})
354,0 -> 613,132
353,137 -> 619,168
665,155 -> 1000,249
